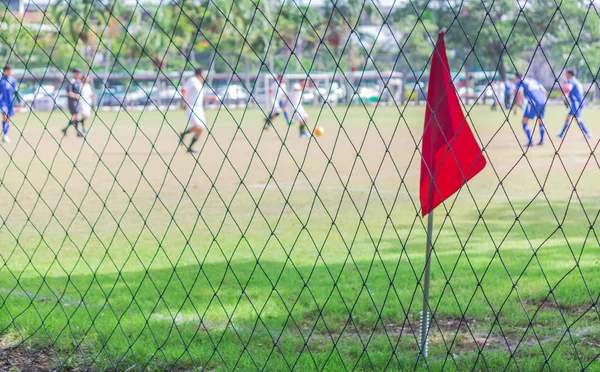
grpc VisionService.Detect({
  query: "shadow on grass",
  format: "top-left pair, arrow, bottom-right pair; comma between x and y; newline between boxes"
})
0,250 -> 599,371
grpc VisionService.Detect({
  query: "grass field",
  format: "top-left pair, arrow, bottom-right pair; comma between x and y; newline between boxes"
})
0,103 -> 599,371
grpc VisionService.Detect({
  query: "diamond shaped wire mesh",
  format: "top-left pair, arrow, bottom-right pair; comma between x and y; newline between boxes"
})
0,0 -> 599,370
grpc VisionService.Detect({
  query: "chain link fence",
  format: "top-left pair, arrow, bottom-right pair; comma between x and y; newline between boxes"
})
0,0 -> 599,370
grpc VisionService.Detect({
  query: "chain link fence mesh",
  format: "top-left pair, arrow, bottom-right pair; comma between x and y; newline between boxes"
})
0,0 -> 599,370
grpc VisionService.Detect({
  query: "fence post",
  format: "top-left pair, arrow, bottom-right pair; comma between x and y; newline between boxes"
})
419,210 -> 434,360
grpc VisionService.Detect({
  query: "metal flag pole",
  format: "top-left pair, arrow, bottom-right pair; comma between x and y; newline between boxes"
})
419,208 -> 435,360
417,27 -> 486,362
419,81 -> 437,361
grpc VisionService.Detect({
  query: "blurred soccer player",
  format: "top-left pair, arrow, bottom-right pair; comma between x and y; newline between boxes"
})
78,75 -> 95,136
0,64 -> 17,143
179,67 -> 206,153
287,82 -> 308,137
513,73 -> 547,147
264,74 -> 287,130
490,81 -> 499,111
557,70 -> 591,139
62,68 -> 83,136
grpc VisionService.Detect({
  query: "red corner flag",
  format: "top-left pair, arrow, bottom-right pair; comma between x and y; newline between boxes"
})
420,31 -> 486,216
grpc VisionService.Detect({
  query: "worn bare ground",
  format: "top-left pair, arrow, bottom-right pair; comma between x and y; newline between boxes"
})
326,313 -> 600,355
0,346 -> 58,371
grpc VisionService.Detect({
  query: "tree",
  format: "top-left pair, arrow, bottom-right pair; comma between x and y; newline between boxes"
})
199,0 -> 283,75
542,2 -> 600,81
322,0 -> 378,68
319,0 -> 380,101
118,0 -> 206,72
46,0 -> 125,71
400,0 -> 593,81
385,10 -> 436,76
0,11 -> 35,64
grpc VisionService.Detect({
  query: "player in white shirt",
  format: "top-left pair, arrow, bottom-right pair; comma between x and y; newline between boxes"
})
78,75 -> 95,136
179,67 -> 206,153
286,82 -> 308,137
264,74 -> 287,130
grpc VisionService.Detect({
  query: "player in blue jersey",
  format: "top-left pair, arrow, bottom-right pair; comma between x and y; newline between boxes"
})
0,64 -> 17,143
513,73 -> 547,147
557,70 -> 591,139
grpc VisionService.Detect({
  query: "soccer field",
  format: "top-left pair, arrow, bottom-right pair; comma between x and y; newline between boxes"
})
0,105 -> 599,370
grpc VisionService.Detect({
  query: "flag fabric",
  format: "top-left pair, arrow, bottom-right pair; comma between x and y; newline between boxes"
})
420,31 -> 487,216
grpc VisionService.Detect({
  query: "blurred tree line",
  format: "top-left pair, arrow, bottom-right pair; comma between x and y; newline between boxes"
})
0,0 -> 597,83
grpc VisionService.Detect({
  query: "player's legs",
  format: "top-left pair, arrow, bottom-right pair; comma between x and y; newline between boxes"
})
536,118 -> 546,146
2,114 -> 8,133
80,115 -> 89,135
187,125 -> 203,153
491,96 -> 497,110
181,109 -> 205,153
559,104 -> 590,139
294,107 -> 308,137
1,101 -> 12,141
504,93 -> 511,110
2,113 -> 10,143
522,118 -> 533,147
79,104 -> 91,135
573,105 -> 591,139
67,109 -> 77,133
1,103 -> 14,142
280,100 -> 292,125
557,114 -> 572,139
75,114 -> 85,136
522,104 -> 535,147
61,121 -> 69,135
299,119 -> 307,137
264,113 -> 278,130
265,112 -> 278,129
535,104 -> 546,146
63,102 -> 79,135
578,119 -> 591,139
179,109 -> 194,143
67,113 -> 82,135
264,104 -> 280,130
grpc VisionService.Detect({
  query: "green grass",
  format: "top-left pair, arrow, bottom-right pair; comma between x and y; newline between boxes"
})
0,104 -> 599,370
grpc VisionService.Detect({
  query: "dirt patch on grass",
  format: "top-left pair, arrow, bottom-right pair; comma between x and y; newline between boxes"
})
431,316 -> 475,333
304,316 -> 502,350
522,299 -> 597,315
0,346 -> 59,371
427,316 -> 502,350
303,313 -> 600,356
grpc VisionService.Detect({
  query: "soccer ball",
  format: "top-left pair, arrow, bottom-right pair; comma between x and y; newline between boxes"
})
313,127 -> 324,137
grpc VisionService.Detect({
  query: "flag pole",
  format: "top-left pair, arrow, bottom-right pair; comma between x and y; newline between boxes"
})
417,28 -> 486,361
419,209 -> 434,360
419,31 -> 442,359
